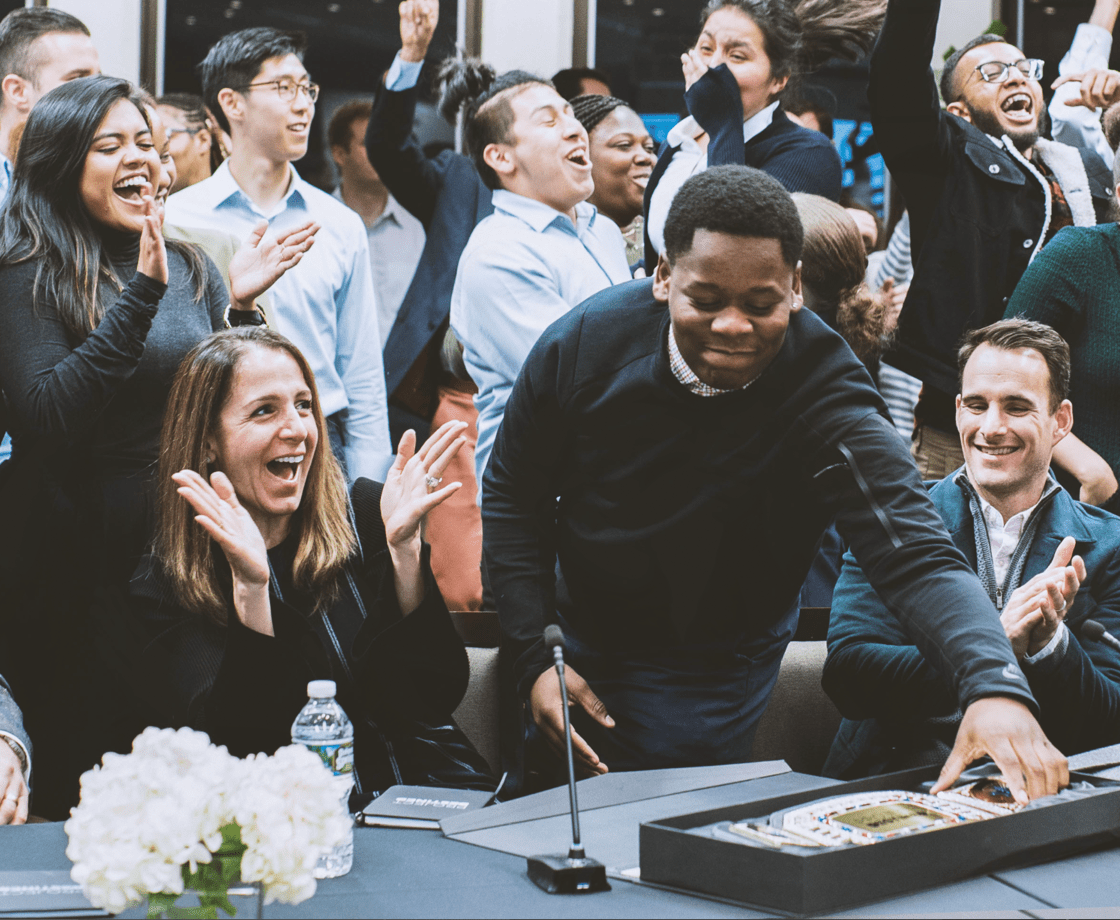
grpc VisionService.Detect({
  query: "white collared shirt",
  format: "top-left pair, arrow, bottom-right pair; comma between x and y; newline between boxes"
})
647,100 -> 780,256
979,495 -> 1069,663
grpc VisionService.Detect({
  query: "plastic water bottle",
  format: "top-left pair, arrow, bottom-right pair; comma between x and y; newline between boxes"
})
291,679 -> 354,878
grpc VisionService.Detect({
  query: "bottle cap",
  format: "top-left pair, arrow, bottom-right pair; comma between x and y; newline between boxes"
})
307,679 -> 336,699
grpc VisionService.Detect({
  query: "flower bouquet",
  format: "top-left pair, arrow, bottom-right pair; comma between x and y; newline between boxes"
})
64,727 -> 351,918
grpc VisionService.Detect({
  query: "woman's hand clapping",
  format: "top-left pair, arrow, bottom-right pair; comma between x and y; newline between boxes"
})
228,219 -> 319,312
138,193 -> 169,284
381,421 -> 467,615
381,420 -> 467,550
172,469 -> 275,635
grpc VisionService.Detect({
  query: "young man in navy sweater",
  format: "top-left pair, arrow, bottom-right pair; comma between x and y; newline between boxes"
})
484,165 -> 1068,802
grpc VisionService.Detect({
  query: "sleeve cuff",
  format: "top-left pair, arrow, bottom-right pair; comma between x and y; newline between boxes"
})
1023,621 -> 1070,672
385,53 -> 423,92
1065,23 -> 1114,72
0,732 -> 29,784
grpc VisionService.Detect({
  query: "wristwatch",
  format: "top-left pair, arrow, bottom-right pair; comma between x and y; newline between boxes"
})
223,303 -> 268,328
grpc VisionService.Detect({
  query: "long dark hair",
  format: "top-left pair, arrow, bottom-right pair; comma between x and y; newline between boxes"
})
0,75 -> 204,342
700,0 -> 886,85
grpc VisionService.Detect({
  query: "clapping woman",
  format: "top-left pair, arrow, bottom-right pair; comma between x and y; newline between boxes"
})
132,328 -> 495,797
0,75 -> 314,816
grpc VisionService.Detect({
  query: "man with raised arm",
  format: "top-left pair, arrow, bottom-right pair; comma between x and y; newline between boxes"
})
872,0 -> 1112,489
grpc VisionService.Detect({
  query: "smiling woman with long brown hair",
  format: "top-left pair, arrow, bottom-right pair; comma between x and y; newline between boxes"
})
131,327 -> 495,800
0,75 -> 313,818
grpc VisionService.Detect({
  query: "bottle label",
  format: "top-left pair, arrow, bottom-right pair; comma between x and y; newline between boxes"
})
303,740 -> 354,776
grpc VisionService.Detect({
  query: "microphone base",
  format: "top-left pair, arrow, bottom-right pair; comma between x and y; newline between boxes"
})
526,854 -> 612,894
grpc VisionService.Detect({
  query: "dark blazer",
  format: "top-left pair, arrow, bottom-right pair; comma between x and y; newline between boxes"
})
131,478 -> 494,797
824,475 -> 1120,779
364,76 -> 493,405
642,64 -> 842,268
871,0 -> 1112,397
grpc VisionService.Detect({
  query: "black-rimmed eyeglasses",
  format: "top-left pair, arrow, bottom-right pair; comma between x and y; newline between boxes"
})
245,79 -> 320,103
974,59 -> 1044,84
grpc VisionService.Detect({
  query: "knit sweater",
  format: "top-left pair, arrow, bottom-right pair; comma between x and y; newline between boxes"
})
483,279 -> 1036,720
1004,223 -> 1120,481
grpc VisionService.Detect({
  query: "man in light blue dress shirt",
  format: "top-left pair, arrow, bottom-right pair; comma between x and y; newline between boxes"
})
0,8 -> 100,469
449,75 -> 630,490
166,28 -> 392,481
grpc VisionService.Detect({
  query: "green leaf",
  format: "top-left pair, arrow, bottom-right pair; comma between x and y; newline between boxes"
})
147,892 -> 178,918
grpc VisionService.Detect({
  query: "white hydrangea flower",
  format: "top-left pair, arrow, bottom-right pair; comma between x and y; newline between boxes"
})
65,727 -> 238,914
233,745 -> 351,905
65,729 -> 348,912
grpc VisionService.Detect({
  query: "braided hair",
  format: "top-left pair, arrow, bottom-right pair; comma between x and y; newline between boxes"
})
570,94 -> 630,138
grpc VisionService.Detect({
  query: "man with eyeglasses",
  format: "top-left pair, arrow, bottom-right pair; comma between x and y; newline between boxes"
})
166,27 -> 393,482
871,0 -> 1113,485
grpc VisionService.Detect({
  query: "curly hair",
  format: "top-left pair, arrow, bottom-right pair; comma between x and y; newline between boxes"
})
793,193 -> 886,365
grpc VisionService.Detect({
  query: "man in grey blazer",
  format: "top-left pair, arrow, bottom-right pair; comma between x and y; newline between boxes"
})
0,674 -> 29,824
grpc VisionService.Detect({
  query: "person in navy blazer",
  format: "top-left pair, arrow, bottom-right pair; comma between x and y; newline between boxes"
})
642,0 -> 886,269
824,320 -> 1120,779
364,0 -> 493,441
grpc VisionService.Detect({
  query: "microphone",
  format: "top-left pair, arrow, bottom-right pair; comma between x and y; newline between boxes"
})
526,624 -> 610,895
1081,619 -> 1120,653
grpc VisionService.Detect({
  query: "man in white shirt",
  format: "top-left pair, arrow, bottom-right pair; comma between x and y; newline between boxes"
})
328,100 -> 425,350
824,319 -> 1120,778
166,27 -> 392,481
0,7 -> 99,468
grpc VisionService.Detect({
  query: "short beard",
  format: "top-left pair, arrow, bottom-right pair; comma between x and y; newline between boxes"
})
965,101 -> 1040,153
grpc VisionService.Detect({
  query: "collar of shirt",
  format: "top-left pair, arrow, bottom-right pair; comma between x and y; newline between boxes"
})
331,185 -> 406,230
668,325 -> 758,397
204,159 -> 308,220
665,100 -> 780,152
491,188 -> 598,235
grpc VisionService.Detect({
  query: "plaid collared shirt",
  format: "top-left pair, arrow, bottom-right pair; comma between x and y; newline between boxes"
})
667,326 -> 755,397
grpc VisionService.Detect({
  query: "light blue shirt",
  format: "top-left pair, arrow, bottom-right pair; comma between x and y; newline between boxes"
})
384,53 -> 423,92
331,187 -> 425,348
450,189 -> 630,489
165,162 -> 392,481
1049,23 -> 1114,176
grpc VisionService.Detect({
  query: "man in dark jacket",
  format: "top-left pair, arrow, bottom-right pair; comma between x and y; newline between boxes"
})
484,166 -> 1066,802
824,320 -> 1120,779
365,0 -> 493,441
872,0 -> 1113,480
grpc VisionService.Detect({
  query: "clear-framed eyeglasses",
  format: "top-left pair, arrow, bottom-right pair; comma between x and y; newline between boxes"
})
245,79 -> 320,103
974,59 -> 1044,84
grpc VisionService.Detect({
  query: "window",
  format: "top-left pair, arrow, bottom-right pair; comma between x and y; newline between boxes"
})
163,0 -> 461,189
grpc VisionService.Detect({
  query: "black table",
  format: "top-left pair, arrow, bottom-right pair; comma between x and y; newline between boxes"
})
4,820 -> 1118,918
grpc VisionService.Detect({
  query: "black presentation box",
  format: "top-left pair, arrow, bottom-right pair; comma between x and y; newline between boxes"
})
639,767 -> 1120,916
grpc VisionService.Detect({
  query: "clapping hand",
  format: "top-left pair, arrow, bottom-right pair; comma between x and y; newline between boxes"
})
0,743 -> 28,825
381,420 -> 466,551
172,469 -> 274,635
228,219 -> 318,312
138,192 -> 169,284
399,0 -> 439,64
1000,537 -> 1085,659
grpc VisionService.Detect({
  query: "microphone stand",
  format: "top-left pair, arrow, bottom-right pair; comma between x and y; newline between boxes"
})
526,633 -> 611,894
